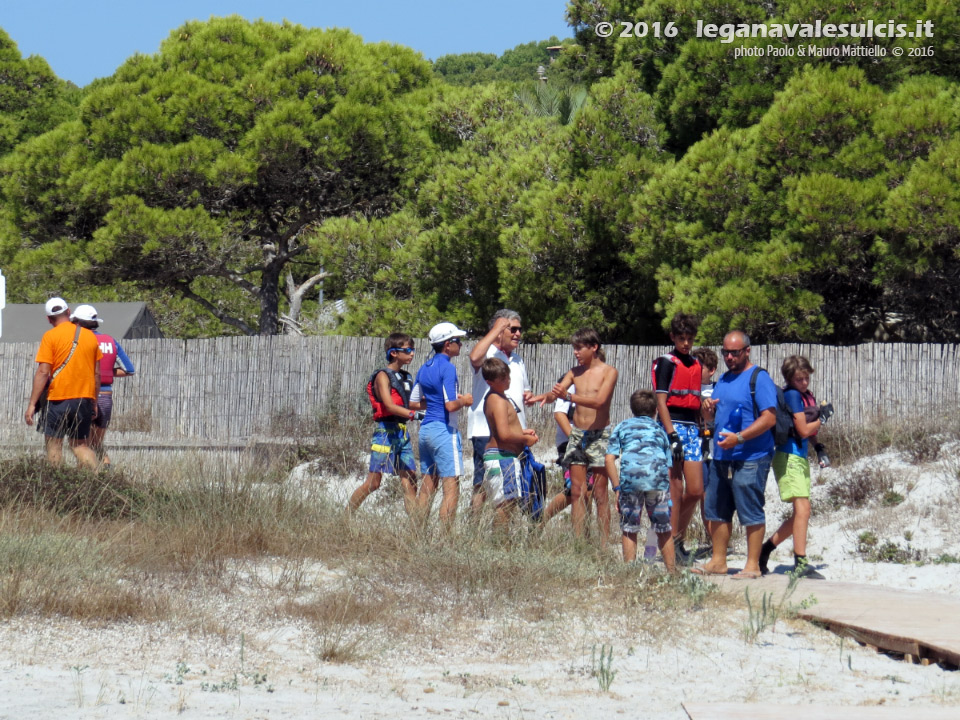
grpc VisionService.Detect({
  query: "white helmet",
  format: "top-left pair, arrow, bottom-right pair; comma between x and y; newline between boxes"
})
428,322 -> 467,345
70,304 -> 102,327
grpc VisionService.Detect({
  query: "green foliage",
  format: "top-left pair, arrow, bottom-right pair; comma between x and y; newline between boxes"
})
434,37 -> 577,87
0,30 -> 79,158
0,17 -> 435,335
634,64 -> 960,342
514,82 -> 588,126
3,5 -> 960,342
591,644 -> 617,692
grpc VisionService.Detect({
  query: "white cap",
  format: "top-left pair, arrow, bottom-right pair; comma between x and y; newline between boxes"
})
428,322 -> 467,345
45,297 -> 68,317
70,304 -> 101,326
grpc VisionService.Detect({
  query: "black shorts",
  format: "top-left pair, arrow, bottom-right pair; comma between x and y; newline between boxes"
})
45,398 -> 94,440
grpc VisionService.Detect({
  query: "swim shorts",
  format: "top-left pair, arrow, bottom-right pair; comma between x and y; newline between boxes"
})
618,489 -> 672,535
368,421 -> 416,475
562,426 -> 611,468
482,449 -> 522,505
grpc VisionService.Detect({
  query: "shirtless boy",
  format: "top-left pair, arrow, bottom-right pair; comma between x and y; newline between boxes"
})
547,328 -> 619,543
480,358 -> 539,528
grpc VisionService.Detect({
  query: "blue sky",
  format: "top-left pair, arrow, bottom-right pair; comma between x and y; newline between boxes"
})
3,1 -> 574,87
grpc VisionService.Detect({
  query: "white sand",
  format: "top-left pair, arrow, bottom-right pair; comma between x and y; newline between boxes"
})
2,447 -> 960,718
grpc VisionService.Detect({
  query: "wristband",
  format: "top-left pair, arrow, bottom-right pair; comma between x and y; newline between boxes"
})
611,485 -> 620,493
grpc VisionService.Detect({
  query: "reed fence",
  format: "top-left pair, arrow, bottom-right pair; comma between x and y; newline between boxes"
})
1,336 -> 957,445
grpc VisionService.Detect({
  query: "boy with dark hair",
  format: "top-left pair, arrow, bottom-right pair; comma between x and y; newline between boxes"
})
652,313 -> 704,563
349,332 -> 423,515
759,355 -> 828,579
479,357 -> 539,528
548,328 -> 619,543
605,390 -> 676,570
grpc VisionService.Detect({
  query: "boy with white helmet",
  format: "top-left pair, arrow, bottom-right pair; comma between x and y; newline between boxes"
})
411,322 -> 473,529
70,304 -> 136,468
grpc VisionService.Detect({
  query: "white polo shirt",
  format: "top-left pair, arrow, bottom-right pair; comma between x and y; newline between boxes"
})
553,386 -> 575,446
467,344 -> 531,438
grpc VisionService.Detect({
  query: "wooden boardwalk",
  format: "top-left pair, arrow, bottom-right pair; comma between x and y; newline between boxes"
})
703,572 -> 960,667
684,702 -> 959,719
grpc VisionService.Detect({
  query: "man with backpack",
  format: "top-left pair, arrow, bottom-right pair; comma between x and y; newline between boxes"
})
693,331 -> 776,580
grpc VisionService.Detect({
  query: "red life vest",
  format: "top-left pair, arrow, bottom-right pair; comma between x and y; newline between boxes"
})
367,368 -> 413,422
651,354 -> 702,410
96,333 -> 118,385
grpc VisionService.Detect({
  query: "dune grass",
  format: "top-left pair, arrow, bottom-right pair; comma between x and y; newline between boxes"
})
0,450 -> 724,650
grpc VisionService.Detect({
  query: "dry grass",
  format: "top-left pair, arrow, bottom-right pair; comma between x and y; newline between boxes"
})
0,448 -> 727,645
818,413 -> 960,467
0,457 -> 144,519
816,467 -> 897,513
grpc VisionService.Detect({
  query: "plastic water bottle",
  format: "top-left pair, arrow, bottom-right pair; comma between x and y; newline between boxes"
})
721,404 -> 743,439
644,527 -> 658,560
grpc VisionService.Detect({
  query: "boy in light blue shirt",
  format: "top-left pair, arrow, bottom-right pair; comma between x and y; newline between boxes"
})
605,390 -> 676,571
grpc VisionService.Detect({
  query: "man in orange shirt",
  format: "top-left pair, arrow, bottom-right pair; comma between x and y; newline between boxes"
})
24,297 -> 102,468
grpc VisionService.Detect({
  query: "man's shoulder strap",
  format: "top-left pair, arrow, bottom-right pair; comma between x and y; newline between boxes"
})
748,366 -> 765,418
52,323 -> 83,380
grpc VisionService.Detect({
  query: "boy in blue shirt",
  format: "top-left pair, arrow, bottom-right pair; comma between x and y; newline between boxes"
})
412,322 -> 473,529
759,356 -> 827,579
605,390 -> 676,571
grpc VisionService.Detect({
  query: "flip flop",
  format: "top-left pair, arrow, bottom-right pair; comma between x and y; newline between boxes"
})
730,570 -> 762,580
690,565 -> 728,576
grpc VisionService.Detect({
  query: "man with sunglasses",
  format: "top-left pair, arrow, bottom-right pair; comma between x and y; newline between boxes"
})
467,309 -> 541,514
694,331 -> 777,580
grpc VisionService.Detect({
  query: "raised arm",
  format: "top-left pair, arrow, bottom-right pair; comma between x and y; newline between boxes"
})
469,317 -> 511,371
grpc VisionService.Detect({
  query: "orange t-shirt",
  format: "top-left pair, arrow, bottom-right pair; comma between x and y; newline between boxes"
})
35,322 -> 103,401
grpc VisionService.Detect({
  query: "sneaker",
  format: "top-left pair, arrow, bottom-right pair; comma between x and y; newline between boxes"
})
758,544 -> 773,576
674,540 -> 691,564
793,561 -> 825,580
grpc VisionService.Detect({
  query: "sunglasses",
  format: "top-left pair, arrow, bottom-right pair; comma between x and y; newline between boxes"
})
721,347 -> 748,357
392,347 -> 415,354
507,326 -> 522,334
447,338 -> 463,345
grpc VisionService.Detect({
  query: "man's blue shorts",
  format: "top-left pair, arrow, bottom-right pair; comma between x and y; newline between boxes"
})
368,421 -> 416,475
419,423 -> 464,478
704,457 -> 772,527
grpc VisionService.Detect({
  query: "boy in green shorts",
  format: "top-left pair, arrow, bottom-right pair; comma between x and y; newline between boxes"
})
759,355 -> 827,579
